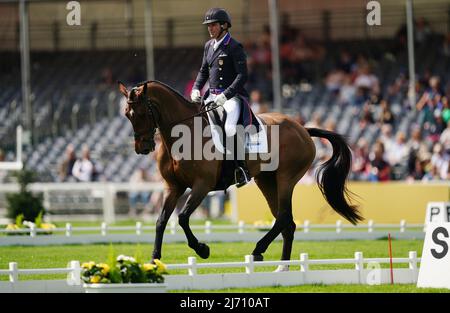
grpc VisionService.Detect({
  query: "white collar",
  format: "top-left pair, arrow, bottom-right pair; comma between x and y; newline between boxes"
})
213,32 -> 229,50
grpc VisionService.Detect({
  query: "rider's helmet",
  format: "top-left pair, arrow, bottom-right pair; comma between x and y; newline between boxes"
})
202,8 -> 232,28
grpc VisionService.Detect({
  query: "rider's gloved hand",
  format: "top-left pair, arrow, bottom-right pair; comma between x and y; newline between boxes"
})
214,93 -> 227,107
190,89 -> 201,102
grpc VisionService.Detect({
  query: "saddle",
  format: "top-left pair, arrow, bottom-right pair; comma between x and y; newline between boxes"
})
201,98 -> 263,191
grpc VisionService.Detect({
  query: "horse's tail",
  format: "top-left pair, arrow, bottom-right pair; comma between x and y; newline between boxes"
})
307,128 -> 363,225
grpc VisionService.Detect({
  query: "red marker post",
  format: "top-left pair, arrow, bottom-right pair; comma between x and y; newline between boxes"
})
388,233 -> 394,284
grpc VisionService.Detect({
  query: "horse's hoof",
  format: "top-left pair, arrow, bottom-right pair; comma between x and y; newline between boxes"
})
196,242 -> 210,259
253,254 -> 264,262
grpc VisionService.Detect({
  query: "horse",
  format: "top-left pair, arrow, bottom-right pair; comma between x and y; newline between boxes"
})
118,80 -> 363,264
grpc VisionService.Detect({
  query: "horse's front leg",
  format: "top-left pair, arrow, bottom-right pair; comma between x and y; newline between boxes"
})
178,184 -> 210,259
151,187 -> 185,261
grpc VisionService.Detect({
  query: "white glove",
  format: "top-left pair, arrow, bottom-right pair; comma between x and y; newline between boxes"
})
214,93 -> 227,107
190,89 -> 201,102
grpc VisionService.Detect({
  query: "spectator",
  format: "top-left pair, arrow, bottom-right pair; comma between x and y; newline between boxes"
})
354,63 -> 380,105
351,138 -> 370,180
406,158 -> 427,181
430,142 -> 450,180
378,99 -> 395,126
386,131 -> 409,179
128,167 -> 151,217
249,89 -> 263,114
439,120 -> 450,153
58,144 -> 77,182
367,141 -> 391,182
379,124 -> 395,155
441,96 -> 450,124
72,145 -> 95,182
407,127 -> 431,176
0,149 -> 8,183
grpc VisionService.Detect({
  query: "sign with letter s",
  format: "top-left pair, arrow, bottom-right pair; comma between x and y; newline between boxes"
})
417,223 -> 450,289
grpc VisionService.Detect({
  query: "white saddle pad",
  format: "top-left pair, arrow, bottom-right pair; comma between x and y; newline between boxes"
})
207,114 -> 268,154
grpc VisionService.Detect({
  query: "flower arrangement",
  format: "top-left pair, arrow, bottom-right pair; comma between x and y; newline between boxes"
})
4,212 -> 56,235
81,255 -> 167,284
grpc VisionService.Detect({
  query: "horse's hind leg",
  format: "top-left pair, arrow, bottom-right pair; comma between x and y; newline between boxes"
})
253,174 -> 295,262
178,183 -> 211,259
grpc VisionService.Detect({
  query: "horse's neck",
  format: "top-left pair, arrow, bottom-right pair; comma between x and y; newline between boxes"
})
152,83 -> 199,150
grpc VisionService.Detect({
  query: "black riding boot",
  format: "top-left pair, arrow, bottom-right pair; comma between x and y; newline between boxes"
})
233,132 -> 251,187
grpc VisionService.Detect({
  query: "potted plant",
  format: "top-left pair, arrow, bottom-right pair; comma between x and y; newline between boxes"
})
81,255 -> 168,293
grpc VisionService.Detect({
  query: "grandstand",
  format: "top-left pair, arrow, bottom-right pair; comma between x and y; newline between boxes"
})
0,0 -> 449,184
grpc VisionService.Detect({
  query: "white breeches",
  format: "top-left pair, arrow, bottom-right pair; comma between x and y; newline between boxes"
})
207,94 -> 240,137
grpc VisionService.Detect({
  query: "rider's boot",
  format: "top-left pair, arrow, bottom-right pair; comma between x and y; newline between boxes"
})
233,132 -> 250,188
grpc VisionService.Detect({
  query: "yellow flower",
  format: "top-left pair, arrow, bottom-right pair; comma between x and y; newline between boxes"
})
40,223 -> 56,230
143,263 -> 156,272
81,261 -> 96,270
153,259 -> 167,273
98,263 -> 110,275
6,224 -> 19,230
90,275 -> 101,283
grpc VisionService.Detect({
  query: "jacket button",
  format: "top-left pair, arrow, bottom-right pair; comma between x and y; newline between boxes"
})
219,68 -> 222,71
220,77 -> 223,80
219,85 -> 223,87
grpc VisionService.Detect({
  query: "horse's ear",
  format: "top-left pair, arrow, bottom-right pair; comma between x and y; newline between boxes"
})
142,83 -> 148,95
118,81 -> 128,98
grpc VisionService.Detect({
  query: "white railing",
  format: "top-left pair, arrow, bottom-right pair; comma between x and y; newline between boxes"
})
0,251 -> 421,292
0,219 -> 425,237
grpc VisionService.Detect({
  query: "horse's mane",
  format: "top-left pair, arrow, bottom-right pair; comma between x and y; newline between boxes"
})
137,80 -> 198,108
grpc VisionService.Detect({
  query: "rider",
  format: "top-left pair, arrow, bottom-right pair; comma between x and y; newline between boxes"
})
190,7 -> 251,187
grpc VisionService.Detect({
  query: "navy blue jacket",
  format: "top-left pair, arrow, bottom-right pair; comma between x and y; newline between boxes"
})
194,32 -> 249,99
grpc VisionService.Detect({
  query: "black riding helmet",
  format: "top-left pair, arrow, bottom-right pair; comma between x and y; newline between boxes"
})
202,8 -> 232,28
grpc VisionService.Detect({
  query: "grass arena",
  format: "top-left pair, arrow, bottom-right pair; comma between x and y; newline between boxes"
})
1,0 -> 450,296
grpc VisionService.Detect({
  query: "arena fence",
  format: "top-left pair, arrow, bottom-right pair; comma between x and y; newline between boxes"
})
0,220 -> 425,246
0,251 -> 420,292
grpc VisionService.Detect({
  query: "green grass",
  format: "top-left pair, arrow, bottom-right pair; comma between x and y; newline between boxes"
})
181,284 -> 450,293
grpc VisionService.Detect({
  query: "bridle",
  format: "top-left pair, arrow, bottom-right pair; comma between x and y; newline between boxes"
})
127,91 -> 159,142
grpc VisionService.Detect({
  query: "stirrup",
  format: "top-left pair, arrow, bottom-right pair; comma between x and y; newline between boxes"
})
234,166 -> 250,187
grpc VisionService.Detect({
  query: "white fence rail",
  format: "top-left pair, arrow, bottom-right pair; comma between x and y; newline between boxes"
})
0,220 -> 425,237
0,251 -> 421,292
0,220 -> 426,246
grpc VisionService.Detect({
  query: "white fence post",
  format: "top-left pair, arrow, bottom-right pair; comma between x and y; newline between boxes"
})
303,220 -> 310,233
409,251 -> 418,281
101,222 -> 107,236
238,221 -> 245,234
400,220 -> 406,233
67,261 -> 81,286
9,262 -> 18,283
205,221 -> 212,234
336,220 -> 342,233
170,220 -> 176,235
368,220 -> 374,233
30,224 -> 36,237
103,184 -> 116,224
300,253 -> 309,283
136,222 -> 142,235
245,255 -> 254,274
65,223 -> 72,237
188,257 -> 197,276
354,251 -> 364,284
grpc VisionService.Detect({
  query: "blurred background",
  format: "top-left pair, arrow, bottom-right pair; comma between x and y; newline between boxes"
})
0,0 -> 449,224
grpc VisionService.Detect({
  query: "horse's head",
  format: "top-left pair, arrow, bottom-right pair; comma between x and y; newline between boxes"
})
118,81 -> 158,155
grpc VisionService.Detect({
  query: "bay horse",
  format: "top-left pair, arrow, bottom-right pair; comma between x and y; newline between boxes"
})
118,80 -> 362,263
